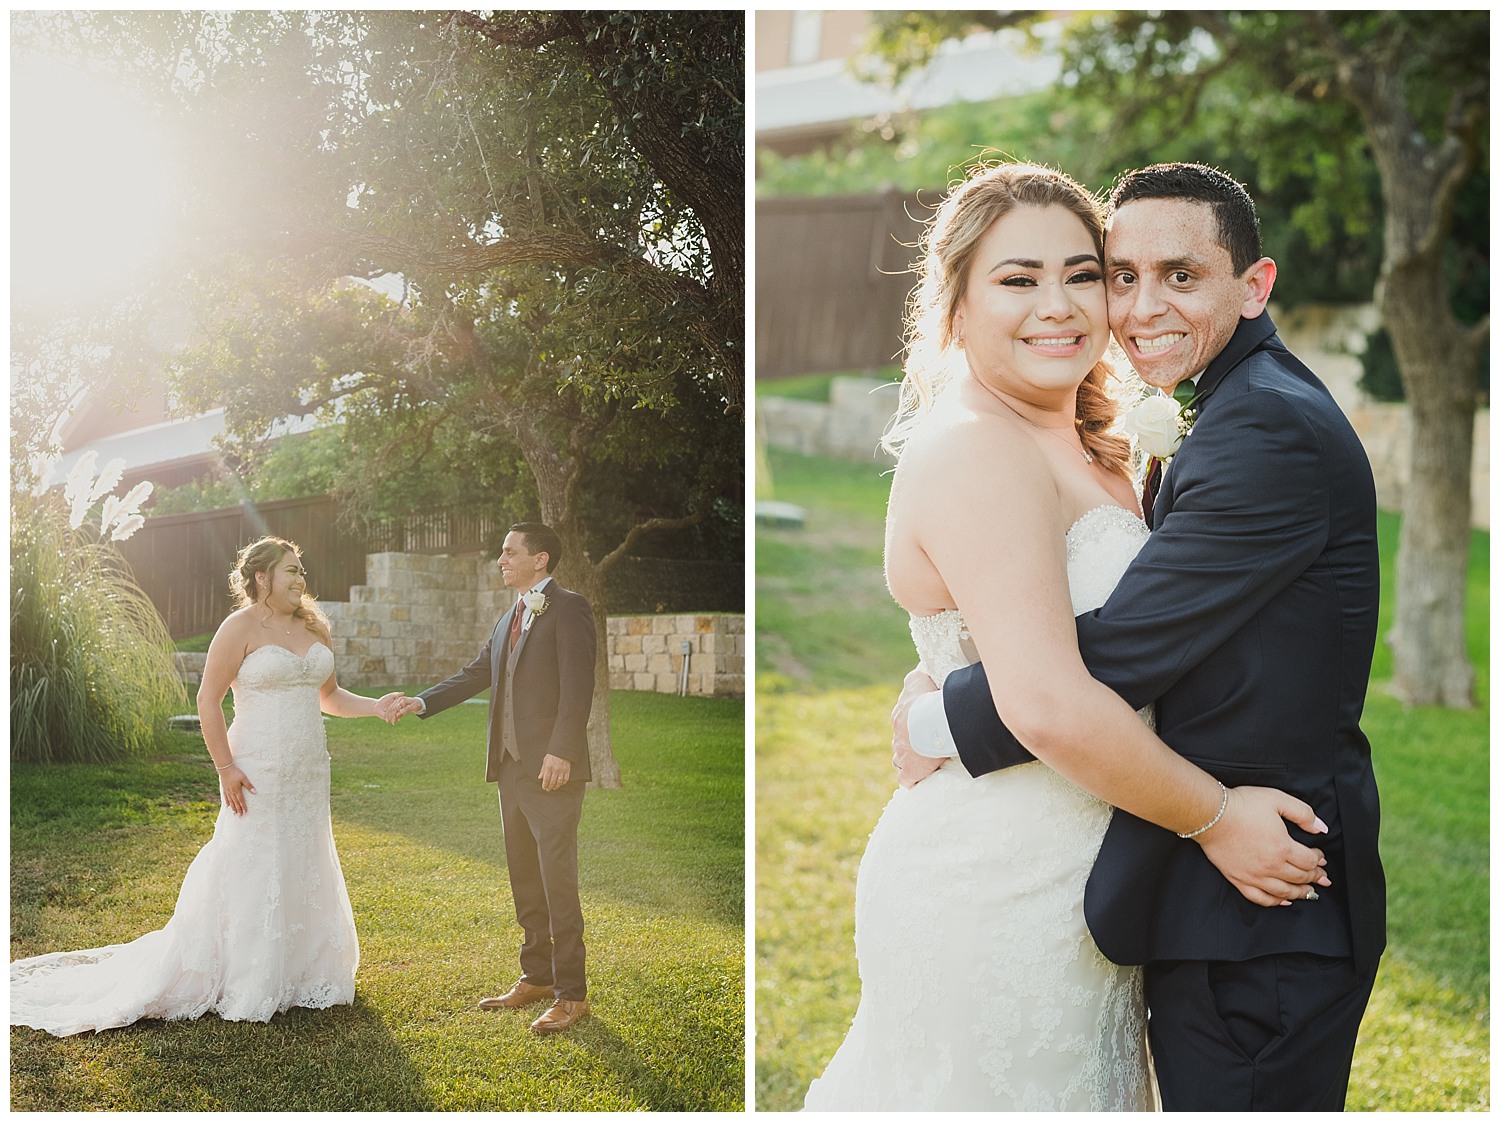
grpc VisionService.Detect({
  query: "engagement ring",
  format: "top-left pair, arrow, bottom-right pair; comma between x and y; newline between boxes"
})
1305,888 -> 1320,901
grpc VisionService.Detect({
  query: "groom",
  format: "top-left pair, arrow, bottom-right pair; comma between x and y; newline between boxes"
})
385,521 -> 597,1034
894,164 -> 1383,1109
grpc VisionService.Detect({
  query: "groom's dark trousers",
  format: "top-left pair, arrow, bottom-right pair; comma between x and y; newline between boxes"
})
419,580 -> 597,1002
943,313 -> 1383,1110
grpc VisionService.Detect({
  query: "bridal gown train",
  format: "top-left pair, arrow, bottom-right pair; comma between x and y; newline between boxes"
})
11,642 -> 359,1037
803,504 -> 1156,1111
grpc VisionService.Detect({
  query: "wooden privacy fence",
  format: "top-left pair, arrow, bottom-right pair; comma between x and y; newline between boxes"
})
117,496 -> 368,639
755,189 -> 929,382
117,495 -> 495,640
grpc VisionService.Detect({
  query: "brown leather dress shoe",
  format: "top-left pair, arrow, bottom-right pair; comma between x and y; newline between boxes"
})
478,980 -> 554,1010
529,998 -> 590,1034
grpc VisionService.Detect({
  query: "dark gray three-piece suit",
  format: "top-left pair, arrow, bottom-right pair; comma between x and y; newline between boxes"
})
419,577 -> 597,1001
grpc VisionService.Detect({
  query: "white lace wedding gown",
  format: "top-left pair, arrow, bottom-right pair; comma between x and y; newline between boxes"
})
11,642 -> 359,1036
804,504 -> 1155,1111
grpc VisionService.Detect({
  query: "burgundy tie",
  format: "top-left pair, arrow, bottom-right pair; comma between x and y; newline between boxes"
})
509,602 -> 524,647
1142,458 -> 1164,525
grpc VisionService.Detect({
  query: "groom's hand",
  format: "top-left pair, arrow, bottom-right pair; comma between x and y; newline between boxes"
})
1195,786 -> 1332,908
891,666 -> 942,789
539,753 -> 572,792
375,692 -> 407,724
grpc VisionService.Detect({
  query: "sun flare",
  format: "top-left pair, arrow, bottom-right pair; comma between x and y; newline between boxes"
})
13,53 -> 185,312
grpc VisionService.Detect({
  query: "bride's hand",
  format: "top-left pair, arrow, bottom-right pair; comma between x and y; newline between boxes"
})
1194,785 -> 1331,908
892,666 -> 943,788
219,765 -> 256,816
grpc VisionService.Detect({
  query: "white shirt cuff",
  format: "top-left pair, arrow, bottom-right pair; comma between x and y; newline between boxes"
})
909,689 -> 959,759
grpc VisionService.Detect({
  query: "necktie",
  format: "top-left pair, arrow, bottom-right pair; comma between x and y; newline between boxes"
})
509,602 -> 524,647
1142,458 -> 1164,525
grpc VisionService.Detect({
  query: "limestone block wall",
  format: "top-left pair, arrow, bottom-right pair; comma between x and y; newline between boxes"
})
180,551 -> 753,697
176,652 -> 207,688
759,377 -> 899,465
606,614 -> 745,698
320,552 -> 513,688
1346,404 -> 1489,530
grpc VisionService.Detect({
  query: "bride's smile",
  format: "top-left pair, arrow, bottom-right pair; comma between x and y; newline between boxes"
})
951,203 -> 1109,408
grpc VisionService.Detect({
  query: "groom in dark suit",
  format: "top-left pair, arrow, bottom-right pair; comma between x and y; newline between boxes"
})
394,521 -> 597,1034
895,164 -> 1383,1109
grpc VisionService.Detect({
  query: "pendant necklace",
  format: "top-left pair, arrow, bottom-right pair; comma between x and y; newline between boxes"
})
993,392 -> 1094,464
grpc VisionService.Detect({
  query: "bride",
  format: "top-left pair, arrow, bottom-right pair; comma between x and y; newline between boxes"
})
12,536 -> 398,1036
802,164 -> 1321,1110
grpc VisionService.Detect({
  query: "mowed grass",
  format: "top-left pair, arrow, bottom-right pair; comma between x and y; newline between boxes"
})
755,448 -> 1488,1111
11,691 -> 745,1111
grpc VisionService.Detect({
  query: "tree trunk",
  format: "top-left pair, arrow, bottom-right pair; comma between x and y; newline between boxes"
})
1329,35 -> 1485,708
558,556 -> 623,789
507,415 -> 624,789
1381,264 -> 1479,708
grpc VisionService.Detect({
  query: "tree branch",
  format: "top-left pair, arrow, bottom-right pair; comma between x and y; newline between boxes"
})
595,508 -> 713,574
323,225 -> 710,327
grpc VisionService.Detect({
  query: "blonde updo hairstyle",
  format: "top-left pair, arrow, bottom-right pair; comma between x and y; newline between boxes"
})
230,536 -> 328,633
883,161 -> 1132,478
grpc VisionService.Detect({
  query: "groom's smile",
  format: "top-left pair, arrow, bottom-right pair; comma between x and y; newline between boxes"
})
1105,198 -> 1273,390
497,530 -> 549,590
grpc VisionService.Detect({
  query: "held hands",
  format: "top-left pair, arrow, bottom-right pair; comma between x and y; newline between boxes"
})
375,692 -> 423,724
539,754 -> 572,792
219,764 -> 256,816
891,665 -> 943,789
1195,785 -> 1332,908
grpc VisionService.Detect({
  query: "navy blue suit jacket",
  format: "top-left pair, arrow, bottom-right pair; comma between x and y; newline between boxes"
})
943,312 -> 1385,973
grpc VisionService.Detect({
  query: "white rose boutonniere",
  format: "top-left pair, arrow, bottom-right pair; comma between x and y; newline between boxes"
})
1123,383 -> 1201,476
521,589 -> 550,631
1123,395 -> 1187,460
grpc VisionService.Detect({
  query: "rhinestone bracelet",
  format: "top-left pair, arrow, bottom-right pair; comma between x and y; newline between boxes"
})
1177,781 -> 1228,839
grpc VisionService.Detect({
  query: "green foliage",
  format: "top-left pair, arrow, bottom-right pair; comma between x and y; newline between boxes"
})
757,90 -> 1106,200
150,427 -> 346,516
12,10 -> 744,572
1359,329 -> 1405,403
10,491 -> 187,764
10,690 -> 744,1110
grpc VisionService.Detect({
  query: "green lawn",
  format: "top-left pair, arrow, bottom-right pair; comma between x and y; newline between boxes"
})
11,691 -> 745,1111
756,365 -> 902,404
756,448 -> 1488,1111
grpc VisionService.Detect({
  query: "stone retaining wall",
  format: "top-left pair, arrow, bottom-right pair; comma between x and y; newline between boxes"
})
320,552 -> 510,688
606,614 -> 745,697
176,552 -> 745,697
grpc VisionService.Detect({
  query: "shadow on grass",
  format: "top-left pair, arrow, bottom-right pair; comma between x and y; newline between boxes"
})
547,1016 -> 715,1112
326,692 -> 744,927
11,997 -> 432,1111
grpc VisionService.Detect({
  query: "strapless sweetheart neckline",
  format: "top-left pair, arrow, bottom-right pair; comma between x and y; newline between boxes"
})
910,503 -> 1143,623
244,640 -> 331,663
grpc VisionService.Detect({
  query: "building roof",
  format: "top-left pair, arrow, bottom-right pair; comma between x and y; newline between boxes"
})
757,24 -> 1061,146
52,408 -> 320,488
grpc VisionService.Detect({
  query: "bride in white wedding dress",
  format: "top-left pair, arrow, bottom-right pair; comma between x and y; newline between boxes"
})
12,537 -> 399,1037
804,164 -> 1269,1110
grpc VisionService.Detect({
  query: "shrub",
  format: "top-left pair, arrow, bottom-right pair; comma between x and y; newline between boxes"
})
11,485 -> 186,764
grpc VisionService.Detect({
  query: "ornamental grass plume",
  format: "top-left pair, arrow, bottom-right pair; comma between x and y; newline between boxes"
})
11,476 -> 184,765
